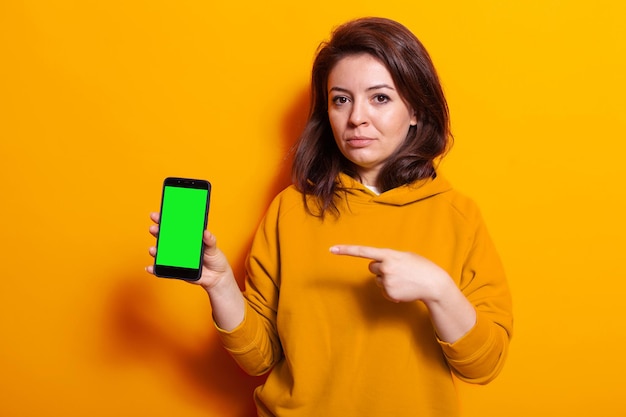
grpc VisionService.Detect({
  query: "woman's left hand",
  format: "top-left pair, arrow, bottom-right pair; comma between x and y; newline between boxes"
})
330,245 -> 449,303
330,244 -> 477,342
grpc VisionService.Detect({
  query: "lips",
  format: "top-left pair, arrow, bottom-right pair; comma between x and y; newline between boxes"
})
345,136 -> 375,148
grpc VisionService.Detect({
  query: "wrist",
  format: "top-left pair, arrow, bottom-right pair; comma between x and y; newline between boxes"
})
422,270 -> 455,306
204,276 -> 246,331
202,274 -> 232,295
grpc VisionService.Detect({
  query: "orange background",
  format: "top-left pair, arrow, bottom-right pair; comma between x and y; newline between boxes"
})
1,1 -> 625,416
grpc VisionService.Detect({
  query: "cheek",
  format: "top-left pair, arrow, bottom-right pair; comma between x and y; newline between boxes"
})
328,110 -> 340,125
385,112 -> 414,137
328,113 -> 344,137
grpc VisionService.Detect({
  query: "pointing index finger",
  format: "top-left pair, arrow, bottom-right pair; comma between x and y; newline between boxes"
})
329,245 -> 388,261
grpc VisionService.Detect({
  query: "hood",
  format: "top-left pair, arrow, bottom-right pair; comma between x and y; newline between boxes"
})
337,171 -> 453,206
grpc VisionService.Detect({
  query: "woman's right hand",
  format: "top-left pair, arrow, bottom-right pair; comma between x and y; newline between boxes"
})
147,212 -> 246,330
146,212 -> 234,291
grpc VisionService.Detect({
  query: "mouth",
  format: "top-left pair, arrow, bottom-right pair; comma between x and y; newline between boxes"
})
345,136 -> 375,148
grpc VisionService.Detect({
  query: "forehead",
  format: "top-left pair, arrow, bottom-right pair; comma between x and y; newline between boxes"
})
328,53 -> 395,88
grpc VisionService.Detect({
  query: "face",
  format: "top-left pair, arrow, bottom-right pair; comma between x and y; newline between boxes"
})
327,53 -> 417,187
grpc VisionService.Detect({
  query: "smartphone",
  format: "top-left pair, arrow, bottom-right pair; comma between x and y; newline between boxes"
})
154,177 -> 211,281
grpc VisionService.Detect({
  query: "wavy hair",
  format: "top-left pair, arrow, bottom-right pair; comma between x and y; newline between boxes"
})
292,17 -> 452,217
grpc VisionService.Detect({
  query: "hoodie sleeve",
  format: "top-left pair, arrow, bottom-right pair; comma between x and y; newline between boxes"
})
216,193 -> 284,376
438,205 -> 513,384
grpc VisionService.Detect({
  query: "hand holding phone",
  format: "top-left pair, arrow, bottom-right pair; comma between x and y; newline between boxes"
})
153,177 -> 211,281
148,181 -> 246,330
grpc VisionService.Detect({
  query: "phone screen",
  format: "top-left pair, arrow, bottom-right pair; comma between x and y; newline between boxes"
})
154,177 -> 211,280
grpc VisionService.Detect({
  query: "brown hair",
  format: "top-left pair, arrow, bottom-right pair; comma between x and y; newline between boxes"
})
292,17 -> 452,217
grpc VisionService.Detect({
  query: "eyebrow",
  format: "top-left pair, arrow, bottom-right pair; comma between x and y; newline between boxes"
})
329,84 -> 396,94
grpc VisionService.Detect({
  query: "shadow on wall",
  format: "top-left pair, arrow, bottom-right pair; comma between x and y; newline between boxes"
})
264,85 -> 310,201
105,273 -> 264,416
103,87 -> 311,416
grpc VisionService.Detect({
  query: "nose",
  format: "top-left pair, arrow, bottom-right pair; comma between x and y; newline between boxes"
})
348,100 -> 368,126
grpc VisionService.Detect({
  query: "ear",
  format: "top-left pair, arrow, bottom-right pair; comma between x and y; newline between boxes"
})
410,111 -> 418,127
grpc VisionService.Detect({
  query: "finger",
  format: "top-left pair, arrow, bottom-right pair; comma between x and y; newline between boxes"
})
149,224 -> 159,237
329,245 -> 388,261
148,246 -> 156,257
374,275 -> 384,288
145,265 -> 154,274
202,230 -> 219,255
150,212 -> 160,224
368,260 -> 381,276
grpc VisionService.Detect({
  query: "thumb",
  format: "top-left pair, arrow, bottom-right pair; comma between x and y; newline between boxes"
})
203,230 -> 219,255
201,230 -> 232,275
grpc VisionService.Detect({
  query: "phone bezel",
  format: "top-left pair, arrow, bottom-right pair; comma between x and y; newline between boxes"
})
154,177 -> 211,281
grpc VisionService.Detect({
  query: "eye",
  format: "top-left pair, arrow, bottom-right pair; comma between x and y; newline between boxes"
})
331,95 -> 350,105
373,94 -> 390,104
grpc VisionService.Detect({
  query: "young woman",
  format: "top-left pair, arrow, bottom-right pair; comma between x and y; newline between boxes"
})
148,17 -> 512,417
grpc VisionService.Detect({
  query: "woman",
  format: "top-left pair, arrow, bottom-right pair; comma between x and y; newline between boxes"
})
148,17 -> 512,417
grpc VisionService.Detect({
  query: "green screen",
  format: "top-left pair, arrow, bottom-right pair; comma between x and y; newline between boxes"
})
155,186 -> 208,268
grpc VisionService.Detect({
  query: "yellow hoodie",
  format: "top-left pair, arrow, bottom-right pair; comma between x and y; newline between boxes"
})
218,172 -> 513,417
